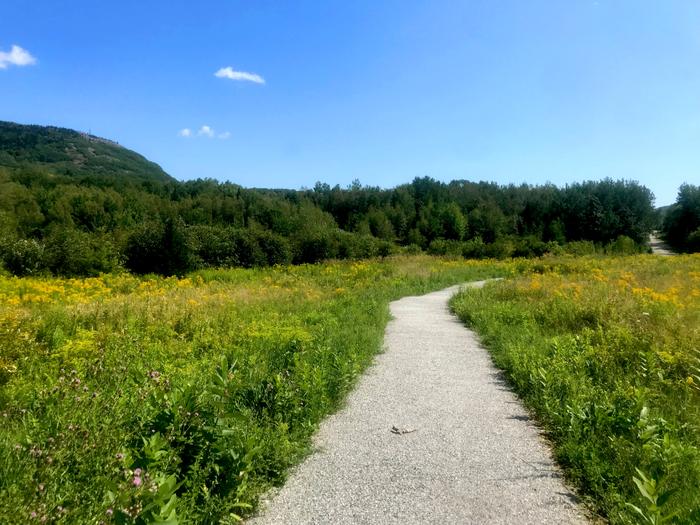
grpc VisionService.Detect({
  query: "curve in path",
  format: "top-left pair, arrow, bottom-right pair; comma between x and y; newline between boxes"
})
649,233 -> 675,256
249,282 -> 587,524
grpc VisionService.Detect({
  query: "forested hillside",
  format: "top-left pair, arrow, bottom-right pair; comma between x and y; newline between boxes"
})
0,121 -> 172,185
0,122 -> 660,276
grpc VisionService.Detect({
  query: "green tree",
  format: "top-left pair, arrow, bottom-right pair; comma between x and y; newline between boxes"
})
440,203 -> 467,241
663,184 -> 700,252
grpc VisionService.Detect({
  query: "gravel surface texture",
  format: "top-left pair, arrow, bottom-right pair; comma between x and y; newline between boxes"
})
249,282 -> 588,524
649,233 -> 675,255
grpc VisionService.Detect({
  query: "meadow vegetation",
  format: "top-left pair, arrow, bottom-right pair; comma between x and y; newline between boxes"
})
451,254 -> 700,524
0,255 -> 511,524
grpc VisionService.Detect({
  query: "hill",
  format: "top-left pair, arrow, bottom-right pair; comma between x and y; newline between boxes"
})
0,121 -> 173,185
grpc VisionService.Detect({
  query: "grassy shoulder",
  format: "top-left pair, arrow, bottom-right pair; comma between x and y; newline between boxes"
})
450,254 -> 700,524
0,255 -> 512,524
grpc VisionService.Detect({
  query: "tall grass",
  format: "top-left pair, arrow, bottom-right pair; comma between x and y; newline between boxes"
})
0,256 -> 509,524
451,255 -> 700,524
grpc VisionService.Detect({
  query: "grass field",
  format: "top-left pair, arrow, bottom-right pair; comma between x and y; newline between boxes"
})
2,254 -> 698,524
0,256 -> 510,524
451,254 -> 700,524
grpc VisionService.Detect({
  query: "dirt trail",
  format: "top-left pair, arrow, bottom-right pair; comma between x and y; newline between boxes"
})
249,282 -> 587,524
649,233 -> 675,256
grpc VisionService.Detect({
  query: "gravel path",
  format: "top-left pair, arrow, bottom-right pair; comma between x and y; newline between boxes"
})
249,282 -> 587,524
649,233 -> 675,255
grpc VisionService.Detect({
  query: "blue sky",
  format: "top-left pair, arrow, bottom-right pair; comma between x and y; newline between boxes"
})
1,1 -> 699,206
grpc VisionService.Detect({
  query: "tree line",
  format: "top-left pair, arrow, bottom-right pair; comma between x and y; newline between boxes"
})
0,163 -> 665,277
661,183 -> 700,252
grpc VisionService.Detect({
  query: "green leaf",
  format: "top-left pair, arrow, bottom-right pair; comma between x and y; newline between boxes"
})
640,406 -> 649,420
632,472 -> 656,505
159,494 -> 178,517
152,506 -> 179,525
156,475 -> 179,501
625,502 -> 650,523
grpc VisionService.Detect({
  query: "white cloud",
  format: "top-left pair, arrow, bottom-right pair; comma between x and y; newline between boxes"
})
198,125 -> 215,137
180,125 -> 231,140
0,45 -> 37,69
214,66 -> 265,84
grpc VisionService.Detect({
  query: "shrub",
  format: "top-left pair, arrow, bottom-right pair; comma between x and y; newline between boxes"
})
125,222 -> 168,274
512,236 -> 549,258
563,240 -> 597,256
376,240 -> 394,258
687,228 -> 700,253
43,228 -> 120,276
188,225 -> 241,268
427,239 -> 463,257
483,238 -> 515,259
250,229 -> 292,266
125,219 -> 195,275
0,238 -> 45,276
293,230 -> 336,264
340,233 -> 378,259
403,243 -> 423,255
604,235 -> 643,255
462,237 -> 486,259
